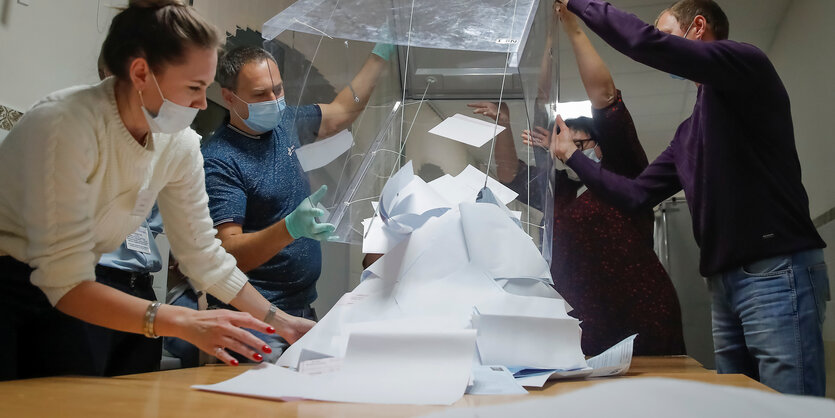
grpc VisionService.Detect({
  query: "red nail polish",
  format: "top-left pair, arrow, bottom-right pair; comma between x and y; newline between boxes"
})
266,326 -> 276,334
262,345 -> 272,354
230,359 -> 239,366
253,353 -> 263,361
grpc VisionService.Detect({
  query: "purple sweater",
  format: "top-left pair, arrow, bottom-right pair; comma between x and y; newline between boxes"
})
565,0 -> 825,276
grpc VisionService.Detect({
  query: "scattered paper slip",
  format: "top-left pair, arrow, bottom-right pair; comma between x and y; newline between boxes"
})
195,330 -> 477,405
294,129 -> 354,172
509,334 -> 637,387
455,165 -> 518,205
429,114 -> 506,148
587,334 -> 637,377
467,366 -> 528,395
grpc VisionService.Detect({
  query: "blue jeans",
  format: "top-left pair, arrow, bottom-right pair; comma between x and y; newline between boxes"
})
164,288 -> 317,367
708,249 -> 829,396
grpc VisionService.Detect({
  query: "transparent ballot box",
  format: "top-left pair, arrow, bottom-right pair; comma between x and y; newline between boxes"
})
259,0 -> 560,264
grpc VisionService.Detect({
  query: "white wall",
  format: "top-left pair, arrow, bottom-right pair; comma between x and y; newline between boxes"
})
0,0 -> 127,111
769,0 -> 835,399
768,0 -> 835,220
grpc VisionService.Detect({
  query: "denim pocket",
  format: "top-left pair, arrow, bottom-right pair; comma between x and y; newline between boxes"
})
808,263 -> 830,324
742,255 -> 792,277
743,271 -> 797,316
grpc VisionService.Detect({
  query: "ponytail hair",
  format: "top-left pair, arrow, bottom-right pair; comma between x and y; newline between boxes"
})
101,0 -> 221,79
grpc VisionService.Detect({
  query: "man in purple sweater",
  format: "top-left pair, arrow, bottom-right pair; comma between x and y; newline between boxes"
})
551,0 -> 828,396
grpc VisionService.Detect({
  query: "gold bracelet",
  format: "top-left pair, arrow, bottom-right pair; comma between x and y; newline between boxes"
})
143,301 -> 162,339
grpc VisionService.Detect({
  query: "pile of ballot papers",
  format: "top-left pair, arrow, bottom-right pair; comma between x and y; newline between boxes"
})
195,161 -> 636,405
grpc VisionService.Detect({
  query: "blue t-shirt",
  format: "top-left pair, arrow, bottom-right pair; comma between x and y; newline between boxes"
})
202,105 -> 322,309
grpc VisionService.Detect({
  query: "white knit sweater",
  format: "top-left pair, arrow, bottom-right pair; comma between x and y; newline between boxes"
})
0,77 -> 248,306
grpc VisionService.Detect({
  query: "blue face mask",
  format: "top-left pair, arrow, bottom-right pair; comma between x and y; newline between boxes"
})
232,94 -> 286,133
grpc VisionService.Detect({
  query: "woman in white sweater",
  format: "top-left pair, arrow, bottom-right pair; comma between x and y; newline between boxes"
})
0,0 -> 314,380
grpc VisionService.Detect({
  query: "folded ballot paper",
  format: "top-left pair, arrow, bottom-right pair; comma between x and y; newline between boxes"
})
195,160 -> 635,406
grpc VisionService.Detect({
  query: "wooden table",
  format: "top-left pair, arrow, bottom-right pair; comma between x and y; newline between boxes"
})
0,356 -> 771,417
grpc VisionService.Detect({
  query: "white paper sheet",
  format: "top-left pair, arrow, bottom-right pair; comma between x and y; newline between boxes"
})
587,334 -> 637,377
429,113 -> 507,148
294,129 -> 354,172
455,165 -> 518,205
265,159 -> 586,406
468,366 -> 528,395
421,377 -> 835,418
473,313 -> 586,370
475,293 -> 569,319
510,334 -> 637,387
379,161 -> 415,219
428,174 -> 475,207
196,330 -> 477,405
362,214 -> 407,254
276,277 -> 401,368
459,203 -> 551,282
394,265 -> 505,320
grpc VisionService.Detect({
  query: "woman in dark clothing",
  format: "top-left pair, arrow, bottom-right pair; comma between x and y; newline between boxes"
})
469,5 -> 685,356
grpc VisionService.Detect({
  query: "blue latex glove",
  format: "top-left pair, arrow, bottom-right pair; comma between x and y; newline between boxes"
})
371,43 -> 396,61
285,185 -> 336,241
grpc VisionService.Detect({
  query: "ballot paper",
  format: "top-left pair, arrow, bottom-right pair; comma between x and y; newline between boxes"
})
510,367 -> 592,387
509,334 -> 637,387
195,330 -> 477,405
363,162 -> 452,253
467,366 -> 528,395
429,113 -> 507,148
587,334 -> 637,377
361,214 -> 404,253
428,174 -> 474,206
277,277 -> 402,367
420,377 -> 835,418
460,203 -> 551,282
472,313 -> 586,370
208,158 -> 589,406
294,129 -> 354,172
454,165 -> 518,205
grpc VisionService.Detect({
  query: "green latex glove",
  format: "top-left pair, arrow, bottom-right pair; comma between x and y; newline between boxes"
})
285,185 -> 336,241
371,43 -> 396,61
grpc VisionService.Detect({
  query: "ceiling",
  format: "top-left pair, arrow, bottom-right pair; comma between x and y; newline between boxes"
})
559,0 -> 792,159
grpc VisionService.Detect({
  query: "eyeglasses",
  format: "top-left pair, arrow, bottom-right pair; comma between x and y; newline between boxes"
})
573,138 -> 596,150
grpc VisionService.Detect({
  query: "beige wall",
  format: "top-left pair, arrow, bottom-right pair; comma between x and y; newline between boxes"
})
0,0 -> 127,111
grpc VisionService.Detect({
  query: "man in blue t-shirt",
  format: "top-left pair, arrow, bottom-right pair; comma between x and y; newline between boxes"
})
166,44 -> 392,364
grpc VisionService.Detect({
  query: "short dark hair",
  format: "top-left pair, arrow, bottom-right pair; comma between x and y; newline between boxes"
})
101,0 -> 221,80
564,116 -> 595,138
661,0 -> 730,40
216,46 -> 277,91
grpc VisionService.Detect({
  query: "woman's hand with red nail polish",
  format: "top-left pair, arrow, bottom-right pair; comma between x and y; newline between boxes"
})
173,308 -> 272,367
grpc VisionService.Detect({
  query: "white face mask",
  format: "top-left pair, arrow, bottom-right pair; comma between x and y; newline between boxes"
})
138,72 -> 199,134
566,146 -> 601,182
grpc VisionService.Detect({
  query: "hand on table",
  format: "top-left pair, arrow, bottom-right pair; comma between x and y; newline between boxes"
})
177,309 -> 275,366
